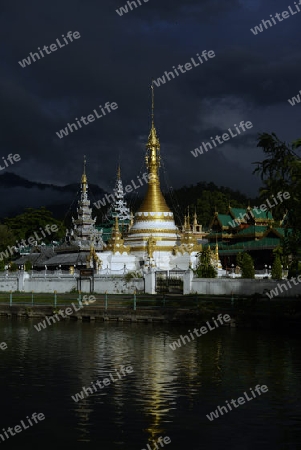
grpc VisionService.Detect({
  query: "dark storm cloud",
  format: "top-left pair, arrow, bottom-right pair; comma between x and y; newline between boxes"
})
0,0 -> 301,211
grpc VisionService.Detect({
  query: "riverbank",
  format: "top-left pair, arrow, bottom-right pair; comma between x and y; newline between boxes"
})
0,294 -> 301,331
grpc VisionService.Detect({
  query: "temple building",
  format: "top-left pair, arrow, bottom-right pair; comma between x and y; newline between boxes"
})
22,158 -> 105,271
14,86 -> 204,273
99,84 -> 201,272
205,205 -> 285,268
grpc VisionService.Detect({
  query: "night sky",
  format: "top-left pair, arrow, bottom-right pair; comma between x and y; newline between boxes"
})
1,0 -> 301,207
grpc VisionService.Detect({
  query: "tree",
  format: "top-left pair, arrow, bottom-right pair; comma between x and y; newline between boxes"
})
271,254 -> 282,280
253,132 -> 301,266
0,225 -> 16,263
24,260 -> 33,272
9,262 -> 18,271
195,248 -> 216,278
237,252 -> 255,279
4,207 -> 65,243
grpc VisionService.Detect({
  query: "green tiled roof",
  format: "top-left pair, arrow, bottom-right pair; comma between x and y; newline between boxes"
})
251,208 -> 273,220
236,225 -> 267,236
217,214 -> 232,227
229,208 -> 246,218
206,236 -> 282,255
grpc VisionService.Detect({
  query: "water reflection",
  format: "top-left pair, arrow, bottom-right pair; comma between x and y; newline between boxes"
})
0,319 -> 301,448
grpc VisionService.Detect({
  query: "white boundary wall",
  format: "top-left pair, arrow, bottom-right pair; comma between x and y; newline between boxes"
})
0,273 -> 144,294
0,271 -> 300,297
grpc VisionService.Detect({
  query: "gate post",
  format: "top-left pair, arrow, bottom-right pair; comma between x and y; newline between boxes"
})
183,269 -> 193,295
144,271 -> 156,294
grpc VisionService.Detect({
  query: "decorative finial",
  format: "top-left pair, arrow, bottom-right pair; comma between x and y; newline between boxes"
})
117,164 -> 121,180
151,80 -> 155,128
81,155 -> 87,190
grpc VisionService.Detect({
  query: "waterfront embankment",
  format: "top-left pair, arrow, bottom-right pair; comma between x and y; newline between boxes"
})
0,293 -> 301,331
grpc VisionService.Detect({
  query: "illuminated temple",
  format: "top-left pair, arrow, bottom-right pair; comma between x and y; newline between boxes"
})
14,86 -> 285,274
14,86 -> 202,273
99,85 -> 202,272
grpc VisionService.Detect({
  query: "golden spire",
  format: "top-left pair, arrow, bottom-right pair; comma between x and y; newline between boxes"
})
117,164 -> 121,180
107,216 -> 130,254
138,82 -> 170,213
81,155 -> 87,193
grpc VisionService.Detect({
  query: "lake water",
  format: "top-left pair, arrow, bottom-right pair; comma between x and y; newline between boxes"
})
1,318 -> 301,449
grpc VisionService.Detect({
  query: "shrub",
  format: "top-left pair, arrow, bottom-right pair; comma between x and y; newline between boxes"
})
237,252 -> 255,279
271,254 -> 282,280
195,248 -> 217,278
